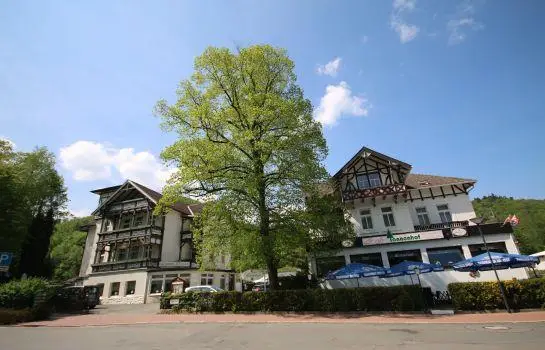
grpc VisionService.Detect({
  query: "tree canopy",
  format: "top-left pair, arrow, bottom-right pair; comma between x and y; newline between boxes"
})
0,140 -> 67,277
49,216 -> 93,281
473,195 -> 545,255
155,45 -> 353,288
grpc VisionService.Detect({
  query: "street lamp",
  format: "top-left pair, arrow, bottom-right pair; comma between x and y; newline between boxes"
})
470,217 -> 511,313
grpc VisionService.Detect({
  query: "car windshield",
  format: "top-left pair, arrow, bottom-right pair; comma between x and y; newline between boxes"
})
210,286 -> 223,292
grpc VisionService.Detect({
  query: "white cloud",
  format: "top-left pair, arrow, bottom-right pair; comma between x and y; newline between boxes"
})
447,0 -> 484,45
316,57 -> 342,77
70,208 -> 91,218
390,0 -> 419,43
60,141 -> 174,190
393,0 -> 416,11
314,82 -> 370,126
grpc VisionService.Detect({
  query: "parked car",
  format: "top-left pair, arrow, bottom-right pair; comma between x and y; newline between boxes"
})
54,285 -> 100,311
184,285 -> 224,293
251,282 -> 269,292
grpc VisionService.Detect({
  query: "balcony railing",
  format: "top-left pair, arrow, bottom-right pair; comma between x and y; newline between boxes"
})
91,258 -> 160,273
98,226 -> 162,242
413,220 -> 468,232
342,184 -> 407,201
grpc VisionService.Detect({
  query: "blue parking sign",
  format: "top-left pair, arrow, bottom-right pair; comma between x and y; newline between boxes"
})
0,252 -> 13,267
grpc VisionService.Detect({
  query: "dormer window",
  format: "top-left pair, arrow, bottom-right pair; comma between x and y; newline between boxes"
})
356,172 -> 381,189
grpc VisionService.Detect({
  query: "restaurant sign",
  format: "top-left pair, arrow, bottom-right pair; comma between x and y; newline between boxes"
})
361,230 -> 444,246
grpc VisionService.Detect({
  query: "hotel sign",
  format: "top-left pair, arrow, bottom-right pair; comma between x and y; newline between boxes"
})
361,230 -> 444,246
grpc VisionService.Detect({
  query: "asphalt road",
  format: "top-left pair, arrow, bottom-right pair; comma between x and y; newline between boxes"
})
2,322 -> 544,349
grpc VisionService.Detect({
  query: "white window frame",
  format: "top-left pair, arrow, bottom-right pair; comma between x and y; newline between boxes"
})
367,173 -> 381,187
437,204 -> 452,223
201,273 -> 214,286
360,209 -> 373,230
381,207 -> 396,227
415,207 -> 431,226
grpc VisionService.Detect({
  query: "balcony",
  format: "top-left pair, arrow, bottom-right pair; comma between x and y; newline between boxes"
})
342,184 -> 407,201
98,226 -> 163,243
413,220 -> 468,232
91,258 -> 160,273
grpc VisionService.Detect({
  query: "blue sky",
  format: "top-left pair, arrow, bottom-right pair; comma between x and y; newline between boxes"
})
1,0 -> 544,215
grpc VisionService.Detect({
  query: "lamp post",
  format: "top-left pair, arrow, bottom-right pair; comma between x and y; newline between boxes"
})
470,217 -> 511,313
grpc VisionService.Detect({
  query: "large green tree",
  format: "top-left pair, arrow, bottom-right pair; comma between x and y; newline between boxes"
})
155,45 -> 353,288
49,216 -> 93,281
0,140 -> 67,277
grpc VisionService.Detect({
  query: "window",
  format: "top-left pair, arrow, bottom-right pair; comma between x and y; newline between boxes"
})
469,242 -> 507,256
164,274 -> 179,292
121,215 -> 132,229
115,243 -> 129,261
129,244 -> 143,260
437,204 -> 452,223
350,253 -> 383,267
125,281 -> 136,295
180,241 -> 193,261
316,256 -> 346,278
360,209 -> 373,230
356,174 -> 370,189
368,173 -> 381,187
150,278 -> 163,294
356,172 -> 381,189
134,212 -> 145,227
387,249 -> 422,266
110,282 -> 120,296
219,274 -> 226,290
201,273 -> 214,285
382,207 -> 396,227
427,247 -> 464,268
416,207 -> 431,226
96,283 -> 104,297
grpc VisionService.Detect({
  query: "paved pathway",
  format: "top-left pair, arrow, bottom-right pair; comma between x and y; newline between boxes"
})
3,322 -> 545,349
17,310 -> 545,327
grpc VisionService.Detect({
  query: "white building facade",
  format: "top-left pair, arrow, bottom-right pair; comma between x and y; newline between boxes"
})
79,180 -> 236,304
313,147 -> 527,292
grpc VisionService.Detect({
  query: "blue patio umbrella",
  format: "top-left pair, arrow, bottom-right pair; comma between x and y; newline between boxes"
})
452,252 -> 539,272
325,263 -> 387,284
384,261 -> 444,278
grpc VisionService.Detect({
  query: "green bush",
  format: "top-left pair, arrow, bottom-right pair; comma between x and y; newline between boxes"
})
0,278 -> 51,309
448,278 -> 545,311
163,286 -> 426,313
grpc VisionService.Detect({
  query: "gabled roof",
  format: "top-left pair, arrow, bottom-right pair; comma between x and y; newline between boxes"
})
333,146 -> 412,178
404,173 -> 476,189
90,185 -> 121,195
91,180 -> 201,216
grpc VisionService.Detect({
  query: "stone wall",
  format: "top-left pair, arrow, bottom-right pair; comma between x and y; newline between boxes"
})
99,295 -> 145,305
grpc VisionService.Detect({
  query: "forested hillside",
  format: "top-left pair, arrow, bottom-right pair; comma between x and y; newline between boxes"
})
472,195 -> 545,255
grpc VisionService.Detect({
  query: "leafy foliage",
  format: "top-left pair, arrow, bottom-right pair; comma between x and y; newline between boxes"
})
161,285 -> 427,313
473,195 -> 545,254
155,45 -> 353,287
49,217 -> 93,281
449,278 -> 545,310
0,278 -> 51,309
0,140 -> 67,278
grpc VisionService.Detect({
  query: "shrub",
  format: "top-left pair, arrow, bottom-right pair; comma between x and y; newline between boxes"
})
0,308 -> 35,325
0,278 -> 51,309
448,278 -> 545,311
164,285 -> 427,313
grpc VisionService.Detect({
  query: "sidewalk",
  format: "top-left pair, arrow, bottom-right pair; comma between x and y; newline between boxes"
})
17,310 -> 545,327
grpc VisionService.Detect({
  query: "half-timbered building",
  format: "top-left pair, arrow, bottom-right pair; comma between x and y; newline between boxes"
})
79,180 -> 236,304
313,146 -> 528,292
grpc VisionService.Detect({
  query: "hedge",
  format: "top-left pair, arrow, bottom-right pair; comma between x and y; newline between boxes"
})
0,278 -> 56,324
161,286 -> 428,313
448,278 -> 545,311
0,278 -> 51,309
